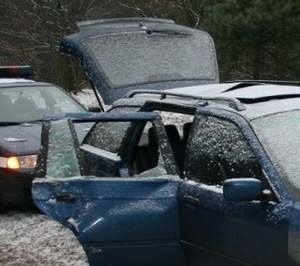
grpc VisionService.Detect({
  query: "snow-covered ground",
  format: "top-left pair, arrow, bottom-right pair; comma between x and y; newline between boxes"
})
0,212 -> 88,266
0,89 -> 189,266
0,90 -> 97,266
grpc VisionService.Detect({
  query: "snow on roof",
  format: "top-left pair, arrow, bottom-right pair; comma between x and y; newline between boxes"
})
0,78 -> 35,84
166,82 -> 300,100
223,84 -> 300,99
165,83 -> 239,96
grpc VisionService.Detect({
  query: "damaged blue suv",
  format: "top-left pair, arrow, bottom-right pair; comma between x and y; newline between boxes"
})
32,82 -> 300,266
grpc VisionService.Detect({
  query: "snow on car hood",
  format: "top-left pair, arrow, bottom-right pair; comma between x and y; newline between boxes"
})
0,123 -> 93,156
0,124 -> 42,156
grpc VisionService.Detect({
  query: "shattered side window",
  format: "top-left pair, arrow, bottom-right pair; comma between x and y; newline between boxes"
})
155,110 -> 195,173
84,122 -> 130,153
185,114 -> 262,185
157,111 -> 194,137
132,121 -> 167,176
83,107 -> 138,153
47,120 -> 81,178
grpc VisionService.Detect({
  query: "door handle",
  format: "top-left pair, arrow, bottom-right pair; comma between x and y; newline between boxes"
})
183,195 -> 201,205
54,193 -> 78,203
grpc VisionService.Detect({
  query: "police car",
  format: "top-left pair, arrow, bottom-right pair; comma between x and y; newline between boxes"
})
0,66 -> 90,209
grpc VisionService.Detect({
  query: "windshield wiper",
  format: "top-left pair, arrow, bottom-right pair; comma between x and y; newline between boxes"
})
139,23 -> 191,36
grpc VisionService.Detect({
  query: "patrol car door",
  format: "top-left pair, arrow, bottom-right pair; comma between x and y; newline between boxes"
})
32,114 -> 185,266
179,108 -> 289,266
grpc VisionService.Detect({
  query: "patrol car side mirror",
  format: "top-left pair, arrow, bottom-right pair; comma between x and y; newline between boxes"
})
223,178 -> 261,202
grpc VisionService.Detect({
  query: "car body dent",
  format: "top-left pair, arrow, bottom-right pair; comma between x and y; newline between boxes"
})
32,176 -> 185,266
32,112 -> 185,265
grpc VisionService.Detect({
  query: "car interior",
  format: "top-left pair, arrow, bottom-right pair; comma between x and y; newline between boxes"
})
0,94 -> 15,121
13,94 -> 41,120
130,120 -> 193,177
77,119 -> 170,178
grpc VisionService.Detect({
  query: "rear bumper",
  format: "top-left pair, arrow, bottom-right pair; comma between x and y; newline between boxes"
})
0,170 -> 36,209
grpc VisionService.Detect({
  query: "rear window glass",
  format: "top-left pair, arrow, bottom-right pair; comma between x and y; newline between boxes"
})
81,31 -> 217,88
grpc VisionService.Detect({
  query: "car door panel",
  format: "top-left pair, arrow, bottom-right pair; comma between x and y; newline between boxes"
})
180,108 -> 290,266
179,181 -> 288,266
32,176 -> 185,266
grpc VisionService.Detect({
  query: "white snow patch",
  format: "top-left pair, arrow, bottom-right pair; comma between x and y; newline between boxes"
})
0,212 -> 89,266
72,89 -> 99,108
67,217 -> 80,233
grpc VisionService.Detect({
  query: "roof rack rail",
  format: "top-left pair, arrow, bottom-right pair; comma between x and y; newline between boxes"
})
228,80 -> 300,87
126,90 -> 246,111
78,18 -> 175,28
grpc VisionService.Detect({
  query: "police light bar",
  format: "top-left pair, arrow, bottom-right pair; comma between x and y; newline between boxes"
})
0,66 -> 33,78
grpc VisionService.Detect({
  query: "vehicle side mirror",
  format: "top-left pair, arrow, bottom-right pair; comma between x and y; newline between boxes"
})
88,107 -> 101,113
223,178 -> 261,202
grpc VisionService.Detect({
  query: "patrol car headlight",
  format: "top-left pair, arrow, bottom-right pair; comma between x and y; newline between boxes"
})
0,155 -> 38,170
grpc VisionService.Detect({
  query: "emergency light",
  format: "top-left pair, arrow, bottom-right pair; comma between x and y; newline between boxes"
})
0,66 -> 33,78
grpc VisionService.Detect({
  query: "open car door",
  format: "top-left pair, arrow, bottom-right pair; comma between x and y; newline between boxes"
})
32,112 -> 185,266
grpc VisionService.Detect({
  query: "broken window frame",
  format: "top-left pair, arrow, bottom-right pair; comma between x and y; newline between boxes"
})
37,112 -> 178,179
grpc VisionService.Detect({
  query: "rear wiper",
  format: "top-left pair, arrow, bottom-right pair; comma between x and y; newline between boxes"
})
146,29 -> 191,36
139,23 -> 191,36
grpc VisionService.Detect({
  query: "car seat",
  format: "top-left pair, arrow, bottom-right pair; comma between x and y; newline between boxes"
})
13,95 -> 40,121
165,125 -> 184,173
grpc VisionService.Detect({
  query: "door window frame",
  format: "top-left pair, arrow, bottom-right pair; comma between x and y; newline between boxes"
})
188,106 -> 292,203
119,117 -> 178,176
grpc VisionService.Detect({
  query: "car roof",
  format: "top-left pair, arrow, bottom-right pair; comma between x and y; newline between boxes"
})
113,82 -> 300,120
166,82 -> 300,100
0,78 -> 52,88
0,78 -> 35,84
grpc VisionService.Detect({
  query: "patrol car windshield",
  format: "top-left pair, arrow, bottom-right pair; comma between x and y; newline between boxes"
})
0,85 -> 85,123
81,31 -> 217,88
252,110 -> 300,200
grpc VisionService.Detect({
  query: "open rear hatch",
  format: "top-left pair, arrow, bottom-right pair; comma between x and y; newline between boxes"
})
60,18 -> 219,104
